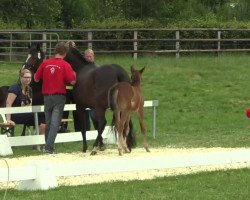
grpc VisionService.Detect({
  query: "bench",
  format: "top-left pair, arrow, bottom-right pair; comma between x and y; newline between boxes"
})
0,114 -> 14,136
0,113 -> 73,137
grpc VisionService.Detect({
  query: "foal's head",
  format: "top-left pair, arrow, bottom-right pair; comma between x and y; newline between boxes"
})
131,66 -> 145,86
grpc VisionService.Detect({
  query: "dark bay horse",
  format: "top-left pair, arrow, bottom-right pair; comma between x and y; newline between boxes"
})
108,66 -> 149,155
22,43 -> 45,106
64,46 -> 136,155
20,44 -> 45,134
0,86 -> 9,108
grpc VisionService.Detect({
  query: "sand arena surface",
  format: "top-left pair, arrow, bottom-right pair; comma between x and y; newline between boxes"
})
0,147 -> 249,189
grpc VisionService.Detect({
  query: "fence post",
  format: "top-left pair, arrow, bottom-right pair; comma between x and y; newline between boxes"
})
175,30 -> 180,58
217,30 -> 221,56
9,33 -> 13,62
42,32 -> 47,53
87,31 -> 93,49
133,30 -> 138,60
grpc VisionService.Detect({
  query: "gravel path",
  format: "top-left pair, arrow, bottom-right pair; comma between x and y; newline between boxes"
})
0,147 -> 249,189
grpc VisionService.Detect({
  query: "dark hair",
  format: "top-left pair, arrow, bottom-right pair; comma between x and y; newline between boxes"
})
55,42 -> 69,55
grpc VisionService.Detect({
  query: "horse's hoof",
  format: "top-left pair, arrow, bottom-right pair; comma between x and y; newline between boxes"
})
83,149 -> 87,153
145,147 -> 150,152
90,151 -> 97,156
124,148 -> 130,153
99,145 -> 106,151
118,149 -> 123,156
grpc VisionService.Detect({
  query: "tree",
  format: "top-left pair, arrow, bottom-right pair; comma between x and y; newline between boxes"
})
0,0 -> 61,28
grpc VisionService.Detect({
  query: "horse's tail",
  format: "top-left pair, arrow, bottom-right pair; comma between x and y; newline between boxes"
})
108,84 -> 118,140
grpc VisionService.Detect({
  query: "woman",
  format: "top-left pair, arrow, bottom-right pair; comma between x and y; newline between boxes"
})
6,69 -> 37,126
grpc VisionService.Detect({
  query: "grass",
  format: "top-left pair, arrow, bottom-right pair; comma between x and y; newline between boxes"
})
0,168 -> 250,200
1,54 -> 250,199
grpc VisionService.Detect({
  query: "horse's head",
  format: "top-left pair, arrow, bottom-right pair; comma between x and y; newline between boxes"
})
22,43 -> 45,73
64,43 -> 90,73
131,66 -> 145,86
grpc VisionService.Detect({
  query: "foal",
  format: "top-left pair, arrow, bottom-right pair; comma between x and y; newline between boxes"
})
109,66 -> 150,155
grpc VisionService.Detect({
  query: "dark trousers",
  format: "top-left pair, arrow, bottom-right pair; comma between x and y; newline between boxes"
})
11,112 -> 45,126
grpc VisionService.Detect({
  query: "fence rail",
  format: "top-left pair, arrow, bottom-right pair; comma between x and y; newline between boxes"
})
0,100 -> 158,156
0,28 -> 249,61
0,149 -> 250,190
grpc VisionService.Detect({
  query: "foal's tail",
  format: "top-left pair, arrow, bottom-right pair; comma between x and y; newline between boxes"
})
126,119 -> 136,151
110,116 -> 136,151
108,84 -> 118,111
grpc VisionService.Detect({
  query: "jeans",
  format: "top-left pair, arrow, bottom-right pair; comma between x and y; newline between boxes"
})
44,94 -> 66,151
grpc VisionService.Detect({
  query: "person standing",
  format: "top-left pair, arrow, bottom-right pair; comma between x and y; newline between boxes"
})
34,42 -> 76,154
83,48 -> 95,64
82,48 -> 98,129
63,47 -> 96,132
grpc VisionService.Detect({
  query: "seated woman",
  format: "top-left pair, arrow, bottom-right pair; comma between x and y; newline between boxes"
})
5,69 -> 44,131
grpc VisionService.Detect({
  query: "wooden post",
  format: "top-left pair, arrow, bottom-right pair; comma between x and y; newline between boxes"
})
9,33 -> 12,62
175,30 -> 180,58
133,30 -> 138,60
87,31 -> 93,49
42,32 -> 47,54
217,30 -> 221,56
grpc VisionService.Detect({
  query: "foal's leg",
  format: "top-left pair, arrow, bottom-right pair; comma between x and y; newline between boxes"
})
123,114 -> 131,153
137,106 -> 150,152
119,111 -> 130,154
116,110 -> 124,156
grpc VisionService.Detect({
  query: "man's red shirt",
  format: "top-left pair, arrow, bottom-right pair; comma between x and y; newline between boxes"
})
35,58 -> 75,95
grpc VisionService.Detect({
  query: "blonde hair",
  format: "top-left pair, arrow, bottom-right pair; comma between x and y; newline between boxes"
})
84,49 -> 94,55
19,68 -> 32,78
19,68 -> 32,102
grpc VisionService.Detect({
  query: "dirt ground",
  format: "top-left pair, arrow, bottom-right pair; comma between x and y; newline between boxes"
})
0,147 -> 249,189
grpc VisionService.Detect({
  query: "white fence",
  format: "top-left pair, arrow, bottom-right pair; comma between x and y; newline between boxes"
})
0,100 -> 158,156
0,148 -> 250,190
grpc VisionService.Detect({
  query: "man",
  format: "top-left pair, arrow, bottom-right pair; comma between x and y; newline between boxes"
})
34,42 -> 76,154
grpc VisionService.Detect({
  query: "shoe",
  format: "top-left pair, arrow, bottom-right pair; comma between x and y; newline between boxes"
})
44,149 -> 57,154
58,126 -> 70,133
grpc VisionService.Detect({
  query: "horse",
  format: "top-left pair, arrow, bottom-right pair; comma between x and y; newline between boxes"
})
108,66 -> 150,155
20,43 -> 46,135
0,86 -> 9,108
22,43 -> 45,106
64,45 -> 136,155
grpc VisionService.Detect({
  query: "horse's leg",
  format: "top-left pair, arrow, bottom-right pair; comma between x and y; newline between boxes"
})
137,106 -> 150,152
21,125 -> 26,136
76,105 -> 88,152
90,109 -> 106,155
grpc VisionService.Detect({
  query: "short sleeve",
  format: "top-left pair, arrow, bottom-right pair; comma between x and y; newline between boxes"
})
8,84 -> 20,96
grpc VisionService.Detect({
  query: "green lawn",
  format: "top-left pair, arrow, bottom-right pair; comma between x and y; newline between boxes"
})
1,55 -> 250,149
